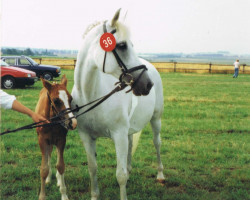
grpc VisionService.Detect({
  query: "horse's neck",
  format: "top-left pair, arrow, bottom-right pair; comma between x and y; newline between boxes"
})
36,89 -> 53,119
74,40 -> 104,102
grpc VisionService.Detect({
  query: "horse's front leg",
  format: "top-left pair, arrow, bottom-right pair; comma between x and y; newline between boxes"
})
80,133 -> 99,200
56,137 -> 69,200
113,133 -> 129,200
45,145 -> 53,184
38,137 -> 50,200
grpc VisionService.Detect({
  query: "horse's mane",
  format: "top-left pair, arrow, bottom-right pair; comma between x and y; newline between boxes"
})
82,20 -> 130,40
82,21 -> 104,39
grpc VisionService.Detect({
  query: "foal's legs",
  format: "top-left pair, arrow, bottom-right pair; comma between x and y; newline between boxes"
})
113,133 -> 129,200
80,133 -> 99,200
38,138 -> 50,200
45,145 -> 53,184
56,138 -> 69,200
150,118 -> 165,181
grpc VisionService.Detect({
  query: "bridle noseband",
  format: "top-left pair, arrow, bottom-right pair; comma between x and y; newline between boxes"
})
102,21 -> 148,91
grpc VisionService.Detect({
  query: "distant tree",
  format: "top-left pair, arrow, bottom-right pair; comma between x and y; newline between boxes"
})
23,48 -> 34,56
2,48 -> 23,55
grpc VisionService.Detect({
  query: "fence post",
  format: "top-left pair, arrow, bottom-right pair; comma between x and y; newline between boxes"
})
243,64 -> 246,73
209,62 -> 212,73
39,58 -> 42,64
174,62 -> 177,72
74,59 -> 76,69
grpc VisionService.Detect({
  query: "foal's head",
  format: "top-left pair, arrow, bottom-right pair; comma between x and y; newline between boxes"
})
42,75 -> 77,130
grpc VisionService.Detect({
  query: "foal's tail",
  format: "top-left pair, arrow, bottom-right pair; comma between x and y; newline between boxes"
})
132,131 -> 142,155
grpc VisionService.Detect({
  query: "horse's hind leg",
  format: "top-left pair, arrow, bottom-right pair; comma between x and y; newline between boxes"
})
127,135 -> 133,174
150,118 -> 165,181
56,137 -> 69,200
38,138 -> 50,200
45,145 -> 53,184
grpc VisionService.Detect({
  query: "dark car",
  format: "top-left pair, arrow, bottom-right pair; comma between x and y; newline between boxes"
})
1,60 -> 37,89
1,56 -> 61,81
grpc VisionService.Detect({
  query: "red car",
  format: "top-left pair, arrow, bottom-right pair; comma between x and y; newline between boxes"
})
1,60 -> 37,89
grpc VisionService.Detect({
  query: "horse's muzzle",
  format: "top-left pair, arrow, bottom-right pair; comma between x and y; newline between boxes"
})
132,80 -> 154,96
68,118 -> 77,130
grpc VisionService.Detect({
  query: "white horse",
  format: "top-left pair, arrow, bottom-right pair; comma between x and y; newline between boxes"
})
71,9 -> 165,200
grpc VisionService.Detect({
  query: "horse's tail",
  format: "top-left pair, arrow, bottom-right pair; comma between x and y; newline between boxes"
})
132,131 -> 142,155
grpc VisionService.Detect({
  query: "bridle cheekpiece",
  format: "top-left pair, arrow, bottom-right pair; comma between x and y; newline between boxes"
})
101,21 -> 148,92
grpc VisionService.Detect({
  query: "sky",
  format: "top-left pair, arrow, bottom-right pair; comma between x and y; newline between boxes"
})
1,0 -> 250,54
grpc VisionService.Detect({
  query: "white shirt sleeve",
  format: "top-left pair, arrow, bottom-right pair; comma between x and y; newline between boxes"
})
0,89 -> 16,110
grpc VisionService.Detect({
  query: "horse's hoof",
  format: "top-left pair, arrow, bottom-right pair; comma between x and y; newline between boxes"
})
45,177 -> 51,184
39,196 -> 46,200
157,172 -> 165,181
62,195 -> 69,200
157,178 -> 165,184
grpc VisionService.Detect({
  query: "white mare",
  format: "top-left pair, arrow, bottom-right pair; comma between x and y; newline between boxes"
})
71,9 -> 165,200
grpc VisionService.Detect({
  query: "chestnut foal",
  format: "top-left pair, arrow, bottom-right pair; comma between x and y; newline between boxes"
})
36,75 -> 77,200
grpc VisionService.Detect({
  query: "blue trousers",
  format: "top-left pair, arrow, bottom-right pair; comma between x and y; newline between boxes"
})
233,68 -> 239,78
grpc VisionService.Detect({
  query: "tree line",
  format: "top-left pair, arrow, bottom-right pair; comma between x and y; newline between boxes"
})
1,48 -> 54,56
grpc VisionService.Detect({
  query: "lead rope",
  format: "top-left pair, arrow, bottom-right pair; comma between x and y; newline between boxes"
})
0,82 -> 127,136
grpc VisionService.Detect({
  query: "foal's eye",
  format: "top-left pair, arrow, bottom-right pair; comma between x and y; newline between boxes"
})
116,42 -> 127,50
54,98 -> 61,106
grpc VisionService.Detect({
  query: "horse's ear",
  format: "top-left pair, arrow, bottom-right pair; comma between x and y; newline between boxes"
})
123,10 -> 128,22
41,78 -> 52,91
61,74 -> 67,86
111,8 -> 121,27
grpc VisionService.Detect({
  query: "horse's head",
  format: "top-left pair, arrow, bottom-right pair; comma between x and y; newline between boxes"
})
42,75 -> 77,130
92,9 -> 153,96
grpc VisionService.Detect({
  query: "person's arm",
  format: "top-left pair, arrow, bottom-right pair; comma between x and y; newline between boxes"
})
12,100 -> 47,123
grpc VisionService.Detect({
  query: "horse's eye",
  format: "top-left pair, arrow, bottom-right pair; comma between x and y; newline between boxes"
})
116,42 -> 127,50
54,98 -> 61,106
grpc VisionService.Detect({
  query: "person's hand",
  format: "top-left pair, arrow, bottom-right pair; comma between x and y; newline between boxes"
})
31,112 -> 47,123
31,112 -> 49,132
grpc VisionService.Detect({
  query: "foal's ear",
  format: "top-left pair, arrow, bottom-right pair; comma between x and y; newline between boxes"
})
41,78 -> 52,91
111,8 -> 121,27
61,74 -> 67,86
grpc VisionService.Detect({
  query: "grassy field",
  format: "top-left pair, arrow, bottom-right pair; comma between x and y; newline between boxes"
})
0,71 -> 250,200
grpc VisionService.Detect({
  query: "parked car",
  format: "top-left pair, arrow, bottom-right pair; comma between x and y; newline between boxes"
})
1,60 -> 37,89
1,56 -> 61,81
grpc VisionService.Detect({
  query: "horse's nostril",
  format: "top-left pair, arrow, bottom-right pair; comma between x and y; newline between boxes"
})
69,121 -> 73,129
147,81 -> 153,91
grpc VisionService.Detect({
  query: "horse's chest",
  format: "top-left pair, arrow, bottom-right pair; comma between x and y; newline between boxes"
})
38,127 -> 67,145
79,114 -> 117,138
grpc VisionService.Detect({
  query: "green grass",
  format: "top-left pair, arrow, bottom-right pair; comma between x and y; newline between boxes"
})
1,71 -> 250,200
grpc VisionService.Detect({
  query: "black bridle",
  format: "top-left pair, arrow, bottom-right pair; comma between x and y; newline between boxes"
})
0,83 -> 127,136
102,21 -> 148,92
46,92 -> 72,131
